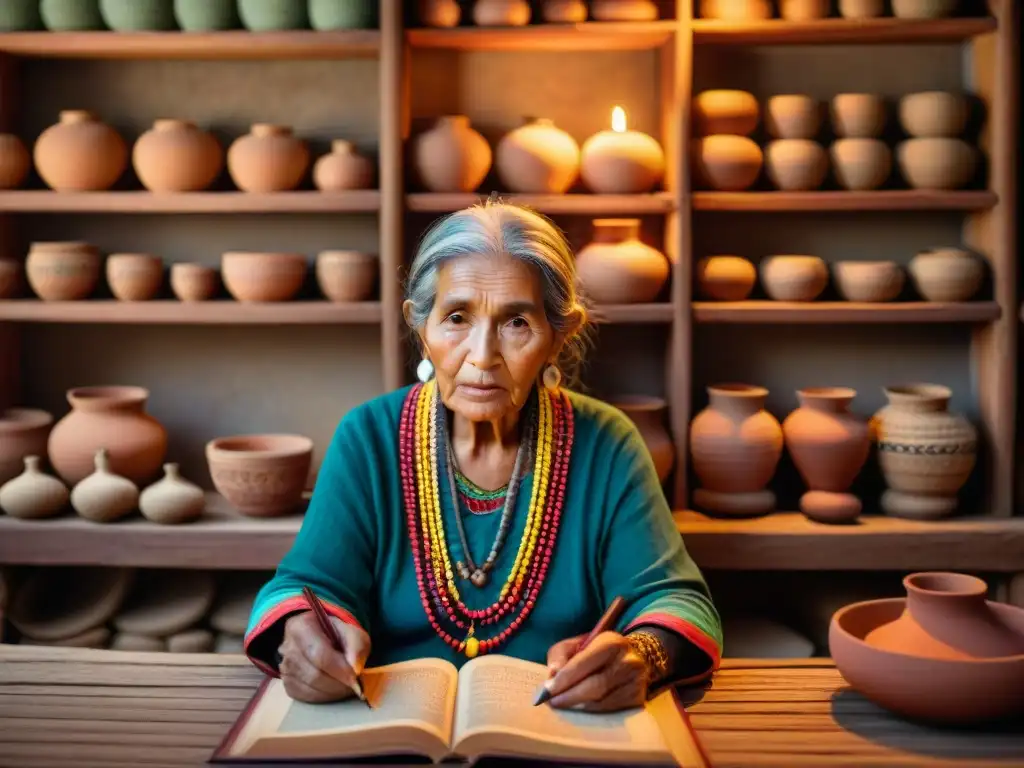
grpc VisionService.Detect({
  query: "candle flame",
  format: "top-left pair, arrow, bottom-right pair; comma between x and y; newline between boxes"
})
611,106 -> 627,133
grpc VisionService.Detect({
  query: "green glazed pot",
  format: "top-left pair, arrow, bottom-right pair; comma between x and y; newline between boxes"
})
237,0 -> 308,31
0,0 -> 42,31
99,0 -> 177,30
308,0 -> 377,29
174,0 -> 238,30
41,0 -> 106,31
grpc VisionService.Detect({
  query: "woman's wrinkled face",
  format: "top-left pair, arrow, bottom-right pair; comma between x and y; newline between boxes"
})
417,253 -> 560,424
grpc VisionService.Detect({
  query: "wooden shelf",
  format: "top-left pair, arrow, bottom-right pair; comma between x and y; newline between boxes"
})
591,304 -> 674,323
406,21 -> 677,51
0,301 -> 382,325
693,301 -> 1002,324
406,192 -> 675,215
0,191 -> 381,214
691,190 -> 998,212
692,17 -> 997,45
0,30 -> 380,59
675,511 -> 1024,571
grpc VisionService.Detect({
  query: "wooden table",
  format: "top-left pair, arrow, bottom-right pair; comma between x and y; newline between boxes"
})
0,646 -> 1022,768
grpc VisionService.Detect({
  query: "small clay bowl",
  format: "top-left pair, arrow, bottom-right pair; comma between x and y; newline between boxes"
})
692,90 -> 760,137
696,255 -> 757,301
221,252 -> 306,303
315,250 -> 378,303
760,255 -> 829,302
908,248 -> 984,302
106,253 -> 163,301
171,263 -> 219,302
898,91 -> 968,138
691,135 -> 763,191
206,434 -> 313,517
834,260 -> 905,302
830,94 -> 886,139
765,95 -> 822,140
896,138 -> 977,190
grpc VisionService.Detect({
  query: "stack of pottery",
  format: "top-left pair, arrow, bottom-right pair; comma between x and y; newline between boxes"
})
412,116 -> 492,193
495,118 -> 580,194
109,569 -> 217,652
691,90 -> 763,191
764,95 -> 828,191
897,91 -> 977,190
695,254 -> 757,301
829,94 -> 891,191
574,218 -> 669,304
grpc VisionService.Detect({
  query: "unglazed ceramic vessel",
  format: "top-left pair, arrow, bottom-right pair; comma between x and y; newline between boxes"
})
872,384 -> 976,519
6,566 -> 133,642
691,135 -> 763,191
609,395 -> 674,483
227,124 -> 309,192
495,118 -> 580,194
907,248 -> 984,302
899,91 -> 969,138
830,572 -> 1024,723
0,133 -> 30,189
580,118 -> 665,194
207,434 -> 313,517
0,408 -> 53,485
891,0 -> 958,18
173,0 -> 237,30
830,138 -> 892,191
541,0 -> 587,22
139,462 -> 205,524
765,95 -> 821,140
764,139 -> 828,191
133,119 -> 223,192
897,138 -> 977,190
692,90 -> 759,137
760,255 -> 828,302
834,260 -> 905,302
473,0 -> 531,25
418,0 -> 460,26
33,110 -> 127,191
412,116 -> 492,193
221,252 -> 306,302
237,0 -> 307,29
25,242 -> 102,301
696,255 -> 757,301
41,0 -> 106,30
0,455 -> 69,520
70,448 -> 140,522
697,0 -> 772,18
574,218 -> 669,304
830,93 -> 886,138
591,0 -> 659,20
106,253 -> 164,301
315,250 -> 378,302
838,0 -> 884,16
782,387 -> 870,523
313,140 -> 374,191
779,0 -> 829,19
690,384 -> 783,516
99,0 -> 176,30
309,0 -> 376,29
170,263 -> 219,302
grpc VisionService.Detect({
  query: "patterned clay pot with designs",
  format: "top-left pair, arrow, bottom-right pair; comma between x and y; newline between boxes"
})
206,434 -> 313,517
872,383 -> 976,520
25,242 -> 102,301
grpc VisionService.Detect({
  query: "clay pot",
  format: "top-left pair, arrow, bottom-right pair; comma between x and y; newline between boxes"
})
690,384 -> 783,516
0,408 -> 53,485
873,383 -> 977,520
106,253 -> 164,301
691,135 -> 763,191
496,118 -> 580,194
412,116 -> 492,193
99,0 -> 176,29
697,0 -> 773,18
315,250 -> 378,302
0,259 -> 20,299
830,94 -> 886,139
33,110 -> 127,192
133,119 -> 223,192
70,448 -> 140,522
782,387 -> 870,523
891,0 -> 957,18
696,255 -> 757,301
0,0 -> 42,29
473,0 -> 531,25
908,248 -> 984,302
829,573 -> 1024,724
25,242 -> 102,301
174,0 -> 237,30
227,124 -> 309,193
237,0 -> 307,29
834,260 -> 904,302
170,263 -> 219,302
313,140 -> 374,191
114,569 -> 216,636
839,0 -> 884,16
7,566 -> 133,641
765,139 -> 828,191
760,255 -> 828,302
610,395 -> 675,483
139,462 -> 205,524
574,218 -> 669,304
896,138 -> 977,190
0,456 -> 69,520
591,0 -> 659,20
580,123 -> 665,194
221,252 -> 307,303
206,434 -> 313,517
898,91 -> 968,138
48,385 -> 168,486
0,133 -> 30,189
692,90 -> 759,137
41,0 -> 106,30
779,0 -> 829,19
309,0 -> 377,29
418,0 -> 461,27
830,139 -> 892,191
765,95 -> 821,140
541,0 -> 588,22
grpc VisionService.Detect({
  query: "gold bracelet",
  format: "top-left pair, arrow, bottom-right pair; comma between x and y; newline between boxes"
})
626,630 -> 669,682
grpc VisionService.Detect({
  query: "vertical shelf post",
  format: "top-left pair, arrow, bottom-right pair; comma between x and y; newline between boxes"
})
0,53 -> 20,411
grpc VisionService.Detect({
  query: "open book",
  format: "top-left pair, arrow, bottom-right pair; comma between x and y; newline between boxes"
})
213,654 -> 707,766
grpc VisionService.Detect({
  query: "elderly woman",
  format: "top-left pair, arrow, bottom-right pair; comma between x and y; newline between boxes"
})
244,201 -> 722,713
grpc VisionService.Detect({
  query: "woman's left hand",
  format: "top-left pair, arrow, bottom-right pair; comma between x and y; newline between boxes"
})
544,631 -> 650,712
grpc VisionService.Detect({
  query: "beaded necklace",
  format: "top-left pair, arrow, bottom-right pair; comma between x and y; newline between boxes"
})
400,379 -> 574,658
455,472 -> 508,514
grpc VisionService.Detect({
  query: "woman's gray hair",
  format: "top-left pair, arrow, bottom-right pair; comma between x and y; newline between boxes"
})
405,200 -> 592,382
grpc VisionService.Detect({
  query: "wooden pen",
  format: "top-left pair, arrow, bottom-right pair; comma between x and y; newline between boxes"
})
301,585 -> 371,708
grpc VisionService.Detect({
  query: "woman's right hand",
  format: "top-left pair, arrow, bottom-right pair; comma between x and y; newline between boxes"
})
278,611 -> 372,703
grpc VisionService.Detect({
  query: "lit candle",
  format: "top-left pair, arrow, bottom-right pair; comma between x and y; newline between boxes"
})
580,106 -> 666,194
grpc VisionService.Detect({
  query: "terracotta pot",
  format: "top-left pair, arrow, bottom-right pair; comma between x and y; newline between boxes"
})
591,0 -> 659,20
99,0 -> 176,29
473,0 -> 531,25
782,387 -> 870,523
0,259 -> 20,299
7,566 -> 134,642
696,255 -> 757,301
891,0 -> 957,17
690,383 -> 783,516
139,462 -> 205,524
221,252 -> 306,302
227,124 -> 309,193
765,95 -> 821,140
0,408 -> 54,485
206,434 -> 313,517
106,253 -> 164,301
170,263 -> 219,302
697,0 -> 772,18
25,242 -> 102,301
829,573 -> 1024,724
580,122 -> 665,194
418,0 -> 460,26
313,140 -> 374,191
541,0 -> 588,22
132,119 -> 223,192
412,116 -> 492,193
48,385 -> 168,486
830,93 -> 885,139
692,90 -> 759,137
70,448 -> 140,523
872,383 -> 976,520
174,0 -> 238,30
496,118 -> 580,194
897,137 -> 977,190
316,250 -> 378,302
33,110 -> 127,192
309,0 -> 377,29
760,255 -> 828,301
830,138 -> 892,191
838,0 -> 884,16
691,135 -> 763,191
908,248 -> 984,302
41,0 -> 105,30
779,0 -> 829,19
237,0 -> 307,29
765,139 -> 828,191
609,395 -> 674,483
0,455 -> 70,520
0,133 -> 30,189
834,260 -> 904,302
575,218 -> 669,304
898,91 -> 968,138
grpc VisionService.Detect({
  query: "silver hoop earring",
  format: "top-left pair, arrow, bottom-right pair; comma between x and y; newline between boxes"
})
542,363 -> 562,391
416,358 -> 434,383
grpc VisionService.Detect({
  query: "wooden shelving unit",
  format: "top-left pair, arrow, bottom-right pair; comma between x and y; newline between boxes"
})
0,1 -> 1019,582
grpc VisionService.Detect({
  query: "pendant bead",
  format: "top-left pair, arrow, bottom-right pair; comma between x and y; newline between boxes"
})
465,637 -> 480,658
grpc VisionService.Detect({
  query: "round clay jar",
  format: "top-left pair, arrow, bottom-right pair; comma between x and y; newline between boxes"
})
170,263 -> 219,302
691,135 -> 763,191
765,95 -> 822,140
896,138 -> 976,190
833,260 -> 905,302
25,242 -> 102,301
898,91 -> 969,138
106,253 -> 164,301
760,255 -> 829,302
574,218 -> 669,304
830,93 -> 886,139
0,133 -> 30,189
313,140 -> 375,191
133,119 -> 223,192
412,116 -> 492,193
696,256 -> 757,301
496,118 -> 580,194
830,139 -> 892,191
0,455 -> 70,520
473,0 -> 531,26
227,124 -> 310,193
765,139 -> 828,191
33,110 -> 128,192
692,90 -> 759,137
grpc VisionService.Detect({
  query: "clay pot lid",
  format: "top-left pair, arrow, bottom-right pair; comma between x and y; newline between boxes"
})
0,408 -> 53,432
7,566 -> 134,641
113,569 -> 216,637
207,434 -> 314,459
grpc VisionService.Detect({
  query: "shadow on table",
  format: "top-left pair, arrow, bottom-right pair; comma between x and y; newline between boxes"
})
830,688 -> 1024,762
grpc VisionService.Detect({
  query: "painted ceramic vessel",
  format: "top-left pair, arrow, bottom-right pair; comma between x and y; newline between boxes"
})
206,434 -> 313,517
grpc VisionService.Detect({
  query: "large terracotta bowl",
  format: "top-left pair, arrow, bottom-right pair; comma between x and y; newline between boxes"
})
829,597 -> 1024,724
206,434 -> 313,517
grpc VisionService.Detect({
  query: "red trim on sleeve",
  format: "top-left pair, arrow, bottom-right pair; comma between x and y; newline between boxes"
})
626,612 -> 722,672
